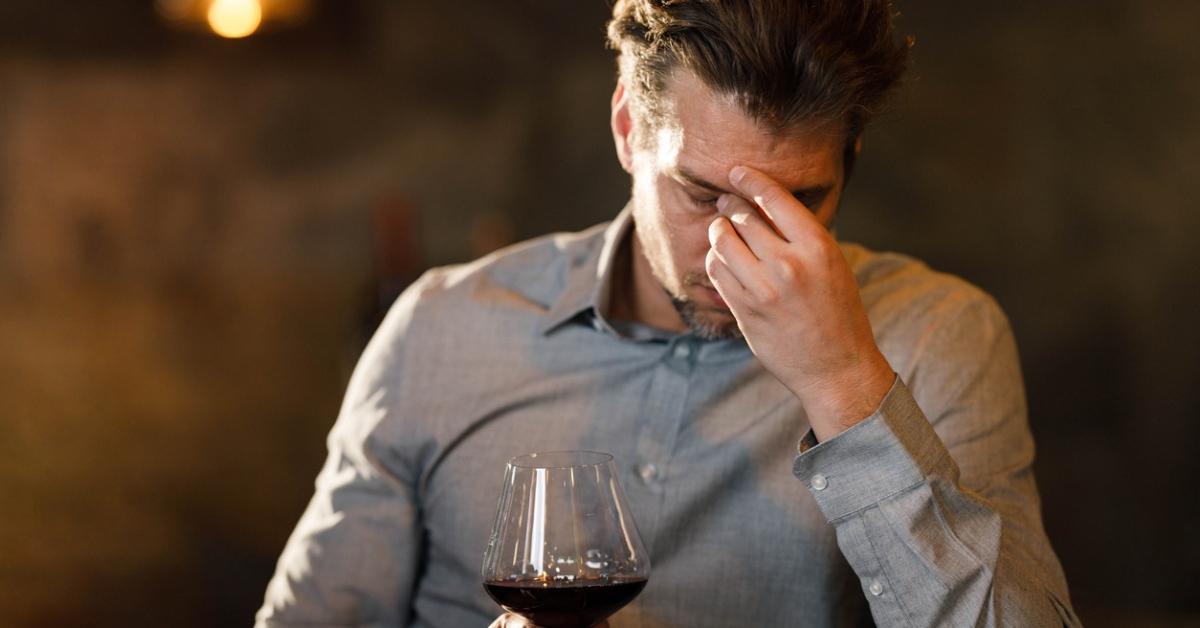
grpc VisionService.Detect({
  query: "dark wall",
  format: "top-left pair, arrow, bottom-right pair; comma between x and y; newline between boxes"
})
0,1 -> 1195,627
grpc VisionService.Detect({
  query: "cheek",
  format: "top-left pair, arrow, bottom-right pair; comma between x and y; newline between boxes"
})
684,220 -> 714,262
633,168 -> 716,271
651,207 -> 708,268
662,205 -> 718,268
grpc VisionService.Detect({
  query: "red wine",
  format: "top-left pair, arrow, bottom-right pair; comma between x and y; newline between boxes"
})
484,577 -> 647,628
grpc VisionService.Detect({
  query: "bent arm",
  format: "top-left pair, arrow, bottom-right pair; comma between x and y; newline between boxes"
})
257,291 -> 425,627
255,423 -> 421,627
792,297 -> 1079,627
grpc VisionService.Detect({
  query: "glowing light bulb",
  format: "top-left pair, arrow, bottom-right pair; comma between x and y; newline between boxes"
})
207,0 -> 263,39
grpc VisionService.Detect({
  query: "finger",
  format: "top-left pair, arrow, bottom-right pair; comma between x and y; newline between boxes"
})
489,613 -> 530,628
728,165 -> 821,242
707,216 -> 765,292
705,246 -> 747,314
716,193 -> 786,259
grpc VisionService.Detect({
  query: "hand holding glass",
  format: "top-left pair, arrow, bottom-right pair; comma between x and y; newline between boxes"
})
482,451 -> 650,628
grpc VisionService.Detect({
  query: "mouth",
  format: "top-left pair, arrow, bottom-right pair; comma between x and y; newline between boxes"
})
681,272 -> 732,312
701,285 -> 728,309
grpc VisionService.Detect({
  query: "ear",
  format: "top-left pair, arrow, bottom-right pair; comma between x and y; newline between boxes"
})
610,80 -> 635,174
840,133 -> 864,182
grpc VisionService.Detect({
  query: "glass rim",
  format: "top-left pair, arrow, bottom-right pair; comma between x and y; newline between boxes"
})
507,450 -> 614,469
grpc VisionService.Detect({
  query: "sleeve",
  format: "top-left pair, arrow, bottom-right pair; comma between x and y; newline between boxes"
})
791,295 -> 1081,627
255,286 -> 427,628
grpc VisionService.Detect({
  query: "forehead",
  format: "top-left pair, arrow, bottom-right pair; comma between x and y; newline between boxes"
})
651,71 -> 844,188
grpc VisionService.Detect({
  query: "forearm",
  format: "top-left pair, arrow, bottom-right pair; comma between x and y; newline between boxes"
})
793,379 -> 1079,627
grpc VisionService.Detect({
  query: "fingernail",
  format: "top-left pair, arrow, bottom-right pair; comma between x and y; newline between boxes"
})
729,166 -> 747,185
715,194 -> 730,211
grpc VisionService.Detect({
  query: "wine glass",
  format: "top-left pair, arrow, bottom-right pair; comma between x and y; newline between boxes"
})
482,451 -> 651,628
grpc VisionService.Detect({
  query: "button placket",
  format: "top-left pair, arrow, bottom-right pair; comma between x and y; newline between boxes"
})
632,339 -> 696,499
664,339 -> 698,375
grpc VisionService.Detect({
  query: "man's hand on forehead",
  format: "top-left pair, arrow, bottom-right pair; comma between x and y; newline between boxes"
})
726,165 -> 823,240
705,165 -> 894,442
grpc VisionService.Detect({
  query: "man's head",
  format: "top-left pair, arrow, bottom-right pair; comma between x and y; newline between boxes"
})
606,0 -> 911,339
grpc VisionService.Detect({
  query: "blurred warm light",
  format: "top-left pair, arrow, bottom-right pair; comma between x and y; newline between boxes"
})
207,0 -> 263,39
157,0 -> 312,37
155,0 -> 194,22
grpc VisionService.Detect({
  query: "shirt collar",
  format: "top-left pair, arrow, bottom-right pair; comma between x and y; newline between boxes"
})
537,205 -> 752,360
539,204 -> 634,336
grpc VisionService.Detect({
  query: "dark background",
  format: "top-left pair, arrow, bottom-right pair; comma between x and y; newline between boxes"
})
1,1 -> 1196,626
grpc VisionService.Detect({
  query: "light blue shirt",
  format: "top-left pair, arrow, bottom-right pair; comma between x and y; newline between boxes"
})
257,207 -> 1078,627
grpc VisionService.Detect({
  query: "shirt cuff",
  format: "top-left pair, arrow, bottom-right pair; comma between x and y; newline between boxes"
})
791,376 -> 952,522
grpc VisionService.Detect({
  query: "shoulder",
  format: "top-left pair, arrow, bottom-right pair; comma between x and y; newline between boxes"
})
370,221 -> 607,340
841,241 -> 1007,330
348,220 -> 612,394
839,242 -> 1014,379
411,223 -> 607,317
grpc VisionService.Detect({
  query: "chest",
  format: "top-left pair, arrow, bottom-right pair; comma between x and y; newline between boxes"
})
411,350 -> 853,626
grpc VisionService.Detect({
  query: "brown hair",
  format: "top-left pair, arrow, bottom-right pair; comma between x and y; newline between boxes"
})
607,0 -> 913,174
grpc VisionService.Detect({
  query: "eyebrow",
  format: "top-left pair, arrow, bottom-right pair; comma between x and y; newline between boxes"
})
673,166 -> 834,203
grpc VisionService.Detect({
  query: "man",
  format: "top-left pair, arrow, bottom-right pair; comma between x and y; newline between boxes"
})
258,1 -> 1079,626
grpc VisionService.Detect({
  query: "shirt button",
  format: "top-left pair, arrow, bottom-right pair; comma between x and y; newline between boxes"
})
638,463 -> 660,484
868,580 -> 884,596
811,473 -> 828,491
673,343 -> 691,359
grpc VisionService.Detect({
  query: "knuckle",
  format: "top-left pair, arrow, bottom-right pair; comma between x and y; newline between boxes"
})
753,192 -> 773,210
756,187 -> 786,209
772,256 -> 803,283
772,259 -> 795,283
800,231 -> 837,258
759,284 -> 782,305
745,279 -> 778,306
812,235 -> 838,259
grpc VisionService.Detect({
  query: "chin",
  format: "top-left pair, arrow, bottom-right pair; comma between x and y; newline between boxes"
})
672,298 -> 742,340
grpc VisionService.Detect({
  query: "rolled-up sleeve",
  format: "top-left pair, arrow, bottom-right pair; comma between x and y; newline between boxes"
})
793,296 -> 1080,627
